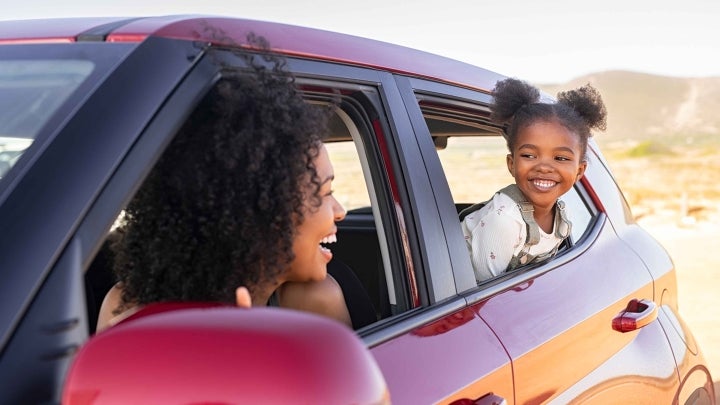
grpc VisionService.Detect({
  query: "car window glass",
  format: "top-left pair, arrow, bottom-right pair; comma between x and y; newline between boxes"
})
0,60 -> 94,181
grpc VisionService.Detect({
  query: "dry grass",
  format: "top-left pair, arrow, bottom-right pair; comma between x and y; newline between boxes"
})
604,147 -> 720,218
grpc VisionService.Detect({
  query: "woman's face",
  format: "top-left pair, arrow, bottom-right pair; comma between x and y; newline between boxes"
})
286,143 -> 346,282
507,120 -> 587,211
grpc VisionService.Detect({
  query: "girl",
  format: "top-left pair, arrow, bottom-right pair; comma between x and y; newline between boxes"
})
461,78 -> 607,281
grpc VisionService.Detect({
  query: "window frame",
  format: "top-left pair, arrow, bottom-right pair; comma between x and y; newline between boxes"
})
299,79 -> 414,322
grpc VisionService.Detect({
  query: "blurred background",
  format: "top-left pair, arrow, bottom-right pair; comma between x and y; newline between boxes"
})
3,0 -> 718,398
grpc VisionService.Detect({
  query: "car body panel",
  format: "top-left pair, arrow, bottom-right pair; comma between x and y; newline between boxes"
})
370,305 -> 513,404
0,17 -> 134,43
475,218 -> 674,403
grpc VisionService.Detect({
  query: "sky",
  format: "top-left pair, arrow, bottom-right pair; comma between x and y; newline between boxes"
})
1,0 -> 719,84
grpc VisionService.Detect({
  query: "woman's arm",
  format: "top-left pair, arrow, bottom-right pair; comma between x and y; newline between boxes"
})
275,275 -> 352,328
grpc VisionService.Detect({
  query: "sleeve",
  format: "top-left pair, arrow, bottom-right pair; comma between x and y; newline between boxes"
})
462,205 -> 524,281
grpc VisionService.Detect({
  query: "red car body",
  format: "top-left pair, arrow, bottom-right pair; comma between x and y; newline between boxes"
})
0,16 -> 714,404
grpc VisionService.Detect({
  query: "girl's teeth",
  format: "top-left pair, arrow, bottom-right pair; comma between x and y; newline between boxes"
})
534,180 -> 555,189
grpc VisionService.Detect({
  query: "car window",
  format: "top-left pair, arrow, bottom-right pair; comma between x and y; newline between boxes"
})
0,60 -> 94,181
420,98 -> 596,275
304,84 -> 410,326
86,74 -> 408,334
434,135 -> 593,242
436,136 -> 510,206
324,136 -> 395,326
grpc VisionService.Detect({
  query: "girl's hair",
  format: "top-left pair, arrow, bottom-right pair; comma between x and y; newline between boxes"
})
112,40 -> 331,309
490,78 -> 607,161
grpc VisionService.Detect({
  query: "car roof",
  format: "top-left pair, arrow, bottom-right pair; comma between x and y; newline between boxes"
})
0,15 -> 505,93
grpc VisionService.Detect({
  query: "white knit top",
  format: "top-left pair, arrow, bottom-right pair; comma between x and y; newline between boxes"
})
461,192 -> 564,282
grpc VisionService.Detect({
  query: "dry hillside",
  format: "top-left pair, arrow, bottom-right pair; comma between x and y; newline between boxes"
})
540,71 -> 720,147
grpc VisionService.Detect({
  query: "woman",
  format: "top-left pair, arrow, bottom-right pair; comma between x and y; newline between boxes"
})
97,41 -> 351,331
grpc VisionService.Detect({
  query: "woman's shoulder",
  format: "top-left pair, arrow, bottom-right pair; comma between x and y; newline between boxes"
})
96,283 -> 141,333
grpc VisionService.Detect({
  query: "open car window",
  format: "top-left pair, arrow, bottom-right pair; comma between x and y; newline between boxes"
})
419,96 -> 597,281
301,79 -> 413,327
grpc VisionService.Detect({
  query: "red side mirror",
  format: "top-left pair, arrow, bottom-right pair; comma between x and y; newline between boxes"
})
63,303 -> 389,404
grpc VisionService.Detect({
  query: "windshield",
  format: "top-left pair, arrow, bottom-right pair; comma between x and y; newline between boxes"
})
0,59 -> 94,179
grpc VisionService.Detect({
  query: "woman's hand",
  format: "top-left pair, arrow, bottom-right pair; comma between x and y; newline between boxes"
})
235,286 -> 252,308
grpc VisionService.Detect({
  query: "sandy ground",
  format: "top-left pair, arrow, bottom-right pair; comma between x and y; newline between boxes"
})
640,218 -> 720,402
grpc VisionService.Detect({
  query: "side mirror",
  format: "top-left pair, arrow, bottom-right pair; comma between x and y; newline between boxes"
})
62,303 -> 389,404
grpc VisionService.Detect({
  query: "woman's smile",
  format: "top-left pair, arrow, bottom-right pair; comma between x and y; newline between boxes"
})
319,232 -> 338,262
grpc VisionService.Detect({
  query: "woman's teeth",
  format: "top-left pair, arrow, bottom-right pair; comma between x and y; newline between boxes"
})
320,234 -> 336,255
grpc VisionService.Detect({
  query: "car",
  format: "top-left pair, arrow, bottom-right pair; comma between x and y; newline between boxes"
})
0,15 -> 715,404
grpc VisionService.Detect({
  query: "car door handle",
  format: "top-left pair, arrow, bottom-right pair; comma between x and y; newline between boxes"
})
612,298 -> 658,332
449,393 -> 507,405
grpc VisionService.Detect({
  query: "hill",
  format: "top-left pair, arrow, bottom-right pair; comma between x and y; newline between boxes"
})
538,71 -> 720,149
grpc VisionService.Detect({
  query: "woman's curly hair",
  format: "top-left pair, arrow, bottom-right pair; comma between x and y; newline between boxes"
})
490,78 -> 607,161
112,41 -> 331,309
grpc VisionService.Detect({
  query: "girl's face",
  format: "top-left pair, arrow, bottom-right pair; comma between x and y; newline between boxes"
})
287,143 -> 346,282
507,120 -> 587,211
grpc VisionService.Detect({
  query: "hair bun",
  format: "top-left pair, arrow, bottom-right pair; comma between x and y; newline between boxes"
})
490,78 -> 541,125
557,84 -> 607,131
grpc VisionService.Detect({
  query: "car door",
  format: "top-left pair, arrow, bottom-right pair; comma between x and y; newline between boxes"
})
475,204 -> 679,404
398,76 -> 681,403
